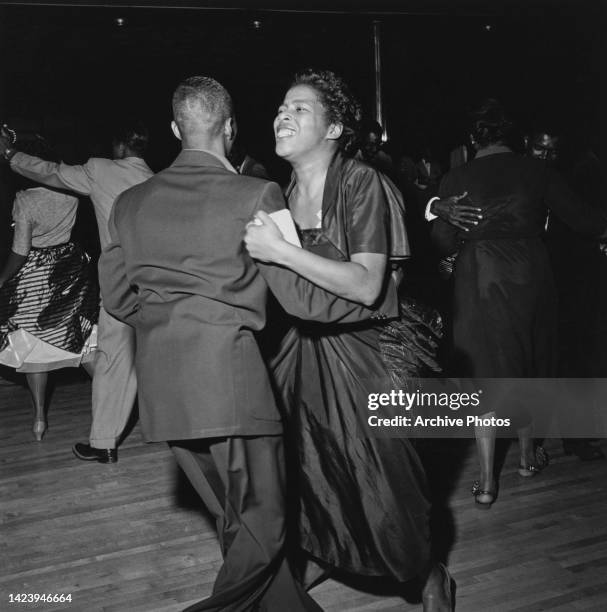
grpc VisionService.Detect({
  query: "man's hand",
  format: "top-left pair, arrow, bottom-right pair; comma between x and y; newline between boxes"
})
431,192 -> 482,231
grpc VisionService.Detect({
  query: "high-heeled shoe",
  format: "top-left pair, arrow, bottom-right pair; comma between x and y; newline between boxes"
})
471,480 -> 497,509
518,445 -> 549,477
32,419 -> 47,441
422,562 -> 455,611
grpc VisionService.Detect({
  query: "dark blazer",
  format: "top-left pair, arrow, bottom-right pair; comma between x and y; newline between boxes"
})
98,150 -> 285,442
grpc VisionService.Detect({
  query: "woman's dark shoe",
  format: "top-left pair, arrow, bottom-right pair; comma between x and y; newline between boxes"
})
563,440 -> 605,461
422,563 -> 455,611
471,480 -> 497,509
518,445 -> 549,477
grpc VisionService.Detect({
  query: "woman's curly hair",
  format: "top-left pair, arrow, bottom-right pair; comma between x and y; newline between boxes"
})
469,98 -> 514,148
292,69 -> 362,153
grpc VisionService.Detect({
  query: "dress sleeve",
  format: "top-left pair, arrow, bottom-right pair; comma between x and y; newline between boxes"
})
254,178 -> 395,323
10,152 -> 94,196
11,192 -> 33,256
378,172 -> 410,259
347,167 -> 390,255
257,261 -> 395,324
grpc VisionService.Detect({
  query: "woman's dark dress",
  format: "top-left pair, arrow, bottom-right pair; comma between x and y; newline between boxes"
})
268,155 -> 431,582
433,152 -> 605,380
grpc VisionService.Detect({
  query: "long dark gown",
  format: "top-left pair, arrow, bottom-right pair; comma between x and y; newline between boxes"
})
432,152 -> 605,382
266,154 -> 432,582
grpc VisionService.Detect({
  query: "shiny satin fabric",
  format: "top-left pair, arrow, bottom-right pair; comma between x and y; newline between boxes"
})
269,228 -> 432,582
0,242 -> 98,357
285,152 -> 411,262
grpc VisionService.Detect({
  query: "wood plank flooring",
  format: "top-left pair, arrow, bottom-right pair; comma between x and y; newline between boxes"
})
1,372 -> 606,611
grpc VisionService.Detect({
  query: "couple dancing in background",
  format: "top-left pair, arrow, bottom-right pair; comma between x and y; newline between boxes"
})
99,71 -> 453,610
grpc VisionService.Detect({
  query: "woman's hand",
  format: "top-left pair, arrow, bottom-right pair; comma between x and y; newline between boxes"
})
244,210 -> 288,263
431,192 -> 482,231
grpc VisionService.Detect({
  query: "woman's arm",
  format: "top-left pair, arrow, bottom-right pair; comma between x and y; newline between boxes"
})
245,210 -> 386,307
0,217 -> 32,287
0,251 -> 28,288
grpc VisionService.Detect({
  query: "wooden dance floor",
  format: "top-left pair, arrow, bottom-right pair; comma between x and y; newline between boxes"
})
2,372 -> 607,611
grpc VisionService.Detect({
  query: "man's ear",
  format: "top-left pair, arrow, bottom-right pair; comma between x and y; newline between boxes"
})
326,122 -> 343,141
171,121 -> 182,141
224,117 -> 236,143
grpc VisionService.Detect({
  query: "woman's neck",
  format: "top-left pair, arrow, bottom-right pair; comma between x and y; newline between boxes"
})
291,151 -> 333,199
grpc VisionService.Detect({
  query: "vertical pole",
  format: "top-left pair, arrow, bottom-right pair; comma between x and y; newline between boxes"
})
372,19 -> 387,141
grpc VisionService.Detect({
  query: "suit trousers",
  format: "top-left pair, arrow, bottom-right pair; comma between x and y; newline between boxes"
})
170,436 -> 322,612
89,306 -> 137,448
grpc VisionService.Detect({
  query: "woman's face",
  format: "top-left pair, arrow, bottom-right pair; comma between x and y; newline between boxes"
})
274,84 -> 333,162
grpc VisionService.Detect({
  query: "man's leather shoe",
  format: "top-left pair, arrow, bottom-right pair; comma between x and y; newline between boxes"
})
72,442 -> 117,464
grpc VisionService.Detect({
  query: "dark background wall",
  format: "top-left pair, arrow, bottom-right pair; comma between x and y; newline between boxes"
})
0,3 -> 602,180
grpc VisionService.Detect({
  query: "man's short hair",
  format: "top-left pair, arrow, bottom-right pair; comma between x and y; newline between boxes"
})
172,76 -> 233,137
112,121 -> 149,156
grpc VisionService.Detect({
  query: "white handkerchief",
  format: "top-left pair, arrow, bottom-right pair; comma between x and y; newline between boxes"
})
259,209 -> 301,247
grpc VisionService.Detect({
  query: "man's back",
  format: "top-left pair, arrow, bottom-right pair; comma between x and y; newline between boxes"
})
108,150 -> 285,442
81,157 -> 153,247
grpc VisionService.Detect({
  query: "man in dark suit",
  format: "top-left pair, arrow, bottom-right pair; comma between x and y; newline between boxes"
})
98,76 -> 321,611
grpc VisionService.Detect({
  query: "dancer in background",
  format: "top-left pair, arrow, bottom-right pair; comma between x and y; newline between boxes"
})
430,100 -> 607,507
0,121 -> 153,463
0,132 -> 98,439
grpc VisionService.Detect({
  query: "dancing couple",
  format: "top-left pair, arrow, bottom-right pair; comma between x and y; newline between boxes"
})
99,71 -> 454,611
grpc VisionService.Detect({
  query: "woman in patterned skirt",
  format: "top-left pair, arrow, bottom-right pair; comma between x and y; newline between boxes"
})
0,134 -> 98,440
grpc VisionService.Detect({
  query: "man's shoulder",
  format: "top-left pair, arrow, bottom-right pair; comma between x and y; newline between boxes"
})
231,173 -> 277,192
168,163 -> 278,194
113,176 -> 152,214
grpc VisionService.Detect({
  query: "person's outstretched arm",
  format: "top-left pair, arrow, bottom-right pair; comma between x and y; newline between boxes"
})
9,152 -> 94,196
0,132 -> 94,196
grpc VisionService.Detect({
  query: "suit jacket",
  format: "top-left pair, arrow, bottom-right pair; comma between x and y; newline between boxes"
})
98,149 -> 286,442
